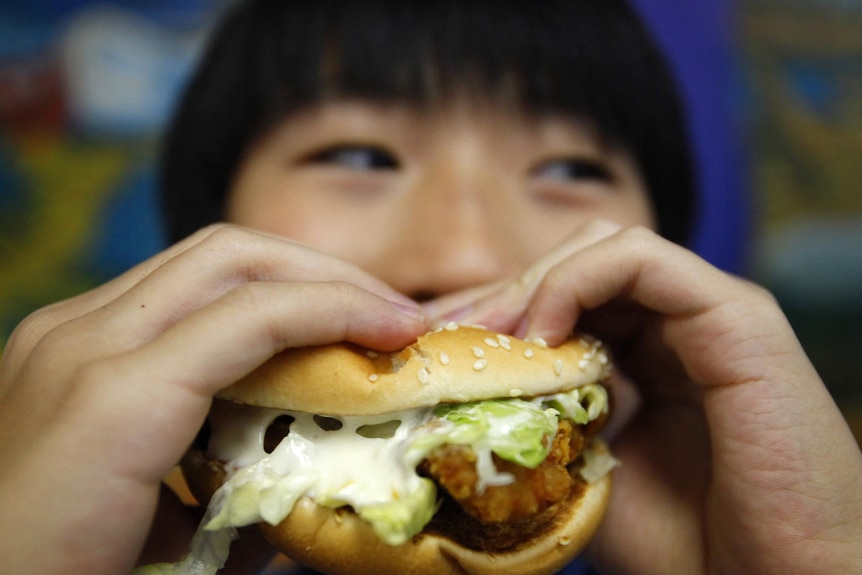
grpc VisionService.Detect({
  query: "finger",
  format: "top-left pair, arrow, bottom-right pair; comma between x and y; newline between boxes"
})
39,226 -> 416,364
432,219 -> 624,333
421,281 -> 505,328
520,226 -> 811,389
3,224 -> 418,387
524,226 -> 717,343
107,226 -> 418,345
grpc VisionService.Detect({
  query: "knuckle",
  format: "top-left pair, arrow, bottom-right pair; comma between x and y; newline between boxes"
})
746,280 -> 781,308
195,222 -> 236,240
616,224 -> 660,248
200,223 -> 249,253
191,225 -> 267,281
4,304 -> 69,363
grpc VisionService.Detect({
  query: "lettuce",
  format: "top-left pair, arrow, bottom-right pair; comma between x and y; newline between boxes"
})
416,398 -> 560,468
353,477 -> 438,545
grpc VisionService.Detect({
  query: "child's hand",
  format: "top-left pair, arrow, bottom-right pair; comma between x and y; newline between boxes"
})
0,224 -> 426,575
426,219 -> 862,574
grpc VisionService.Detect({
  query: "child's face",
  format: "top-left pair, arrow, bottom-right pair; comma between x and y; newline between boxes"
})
227,99 -> 654,301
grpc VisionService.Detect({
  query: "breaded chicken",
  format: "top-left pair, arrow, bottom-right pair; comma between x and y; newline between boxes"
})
421,420 -> 592,523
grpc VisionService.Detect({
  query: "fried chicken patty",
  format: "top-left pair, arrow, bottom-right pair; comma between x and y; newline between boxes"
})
420,418 -> 602,524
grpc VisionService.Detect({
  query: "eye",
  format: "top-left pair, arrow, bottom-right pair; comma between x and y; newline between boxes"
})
531,158 -> 612,183
307,144 -> 400,171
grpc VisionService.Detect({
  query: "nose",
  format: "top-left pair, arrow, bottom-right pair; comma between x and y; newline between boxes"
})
377,157 -> 520,301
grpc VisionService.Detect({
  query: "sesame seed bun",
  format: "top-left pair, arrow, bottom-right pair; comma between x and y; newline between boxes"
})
217,325 -> 611,415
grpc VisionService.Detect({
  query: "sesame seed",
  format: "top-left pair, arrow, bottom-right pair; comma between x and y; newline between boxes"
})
578,359 -> 590,370
368,374 -> 379,382
472,346 -> 485,358
509,388 -> 523,397
366,350 -> 379,359
497,334 -> 511,350
524,348 -> 534,359
598,352 -> 609,365
532,337 -> 549,348
558,536 -> 572,546
554,359 -> 563,376
439,352 -> 450,365
473,359 -> 488,371
484,337 -> 500,348
418,367 -> 430,384
444,322 -> 459,331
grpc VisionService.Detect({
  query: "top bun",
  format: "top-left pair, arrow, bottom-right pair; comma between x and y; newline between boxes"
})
218,325 -> 610,415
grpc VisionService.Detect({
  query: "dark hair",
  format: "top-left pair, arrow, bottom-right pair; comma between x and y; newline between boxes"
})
161,0 -> 696,245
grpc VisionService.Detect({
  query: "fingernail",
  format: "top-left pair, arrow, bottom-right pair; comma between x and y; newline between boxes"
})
441,304 -> 475,323
389,300 -> 426,321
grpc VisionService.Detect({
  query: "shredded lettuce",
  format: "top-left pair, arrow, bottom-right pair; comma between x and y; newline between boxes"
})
579,442 -> 620,483
352,477 -> 439,545
206,473 -> 315,531
540,384 -> 609,424
407,385 -> 609,470
409,398 -> 559,470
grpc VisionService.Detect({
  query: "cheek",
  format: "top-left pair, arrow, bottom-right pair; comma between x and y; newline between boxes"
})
227,182 -> 387,264
227,186 -> 306,238
596,193 -> 657,231
511,193 -> 656,261
227,166 -> 330,244
229,198 -> 356,253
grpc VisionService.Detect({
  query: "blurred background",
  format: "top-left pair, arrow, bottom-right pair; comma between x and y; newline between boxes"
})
0,0 -> 860,444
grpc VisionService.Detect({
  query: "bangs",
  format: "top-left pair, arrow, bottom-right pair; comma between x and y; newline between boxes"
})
251,0 -> 657,140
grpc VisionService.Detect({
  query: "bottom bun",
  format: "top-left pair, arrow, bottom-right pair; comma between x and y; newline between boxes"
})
183,440 -> 612,575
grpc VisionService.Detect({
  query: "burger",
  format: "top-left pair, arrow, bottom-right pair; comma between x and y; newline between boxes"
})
141,325 -> 617,575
